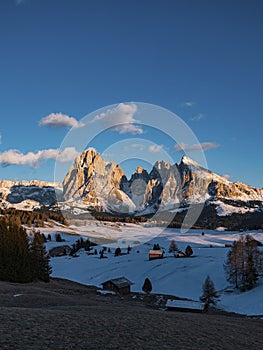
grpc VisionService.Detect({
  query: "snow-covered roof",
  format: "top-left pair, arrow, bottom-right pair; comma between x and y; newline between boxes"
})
166,299 -> 204,310
148,250 -> 163,254
102,277 -> 132,288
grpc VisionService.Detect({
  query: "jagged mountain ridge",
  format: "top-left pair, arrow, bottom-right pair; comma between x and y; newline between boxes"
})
62,149 -> 263,215
1,149 -> 262,217
0,180 -> 63,211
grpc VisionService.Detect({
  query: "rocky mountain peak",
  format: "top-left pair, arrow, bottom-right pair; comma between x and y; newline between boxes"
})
1,149 -> 263,218
60,148 -> 263,214
135,166 -> 144,174
180,156 -> 203,168
153,160 -> 171,171
63,148 -> 135,213
74,148 -> 97,168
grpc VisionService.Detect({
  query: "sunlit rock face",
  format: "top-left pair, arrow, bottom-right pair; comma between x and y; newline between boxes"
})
63,148 -> 135,213
62,149 -> 263,215
2,149 -> 262,215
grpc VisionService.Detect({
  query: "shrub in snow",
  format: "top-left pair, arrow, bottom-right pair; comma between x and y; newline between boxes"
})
114,247 -> 121,256
55,233 -> 63,242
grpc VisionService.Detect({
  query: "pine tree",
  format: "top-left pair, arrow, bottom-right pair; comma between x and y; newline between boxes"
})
55,233 -> 63,242
168,240 -> 178,254
224,240 -> 240,288
142,277 -> 152,294
200,275 -> 219,311
0,217 -> 32,283
185,245 -> 193,257
114,247 -> 121,256
30,231 -> 52,282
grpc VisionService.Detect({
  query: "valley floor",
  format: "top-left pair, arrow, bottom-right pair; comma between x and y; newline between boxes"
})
0,278 -> 262,350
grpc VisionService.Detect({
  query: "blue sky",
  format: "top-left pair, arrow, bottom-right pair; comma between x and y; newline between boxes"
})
0,0 -> 262,187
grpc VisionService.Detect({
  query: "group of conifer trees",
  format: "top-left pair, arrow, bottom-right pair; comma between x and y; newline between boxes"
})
0,217 -> 51,283
224,234 -> 263,291
0,207 -> 67,227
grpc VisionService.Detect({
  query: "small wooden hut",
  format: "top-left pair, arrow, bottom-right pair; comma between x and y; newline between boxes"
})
102,277 -> 132,295
148,250 -> 164,261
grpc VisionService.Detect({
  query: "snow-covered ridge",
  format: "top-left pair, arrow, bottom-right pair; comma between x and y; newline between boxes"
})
0,180 -> 62,210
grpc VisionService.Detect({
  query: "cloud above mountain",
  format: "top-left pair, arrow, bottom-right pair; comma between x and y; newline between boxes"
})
183,101 -> 195,107
0,147 -> 79,167
92,103 -> 143,134
39,113 -> 85,129
175,142 -> 220,152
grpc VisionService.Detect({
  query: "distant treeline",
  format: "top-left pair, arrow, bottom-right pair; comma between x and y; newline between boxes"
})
1,203 -> 262,231
92,206 -> 263,231
0,207 -> 67,227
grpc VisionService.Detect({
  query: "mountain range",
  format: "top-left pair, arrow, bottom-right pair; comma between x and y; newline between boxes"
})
62,149 -> 263,216
1,148 -> 263,228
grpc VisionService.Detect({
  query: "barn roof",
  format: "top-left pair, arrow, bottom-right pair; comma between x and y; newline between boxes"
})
102,277 -> 132,288
166,299 -> 204,311
148,250 -> 163,254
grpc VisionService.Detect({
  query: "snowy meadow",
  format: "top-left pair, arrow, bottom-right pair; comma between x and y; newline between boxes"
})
41,221 -> 263,317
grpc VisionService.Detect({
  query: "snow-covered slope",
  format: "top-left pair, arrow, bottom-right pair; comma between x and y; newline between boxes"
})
44,222 -> 263,316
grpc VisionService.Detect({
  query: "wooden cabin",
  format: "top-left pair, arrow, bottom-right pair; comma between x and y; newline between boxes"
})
166,299 -> 204,313
148,250 -> 164,261
102,277 -> 132,295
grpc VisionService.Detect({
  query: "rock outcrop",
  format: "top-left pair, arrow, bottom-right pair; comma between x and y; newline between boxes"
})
63,149 -> 135,213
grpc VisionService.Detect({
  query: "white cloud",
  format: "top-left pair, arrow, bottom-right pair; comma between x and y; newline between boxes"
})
92,103 -> 143,134
0,147 -> 80,167
183,101 -> 195,107
39,113 -> 85,129
148,144 -> 163,153
174,142 -> 220,152
190,113 -> 204,121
